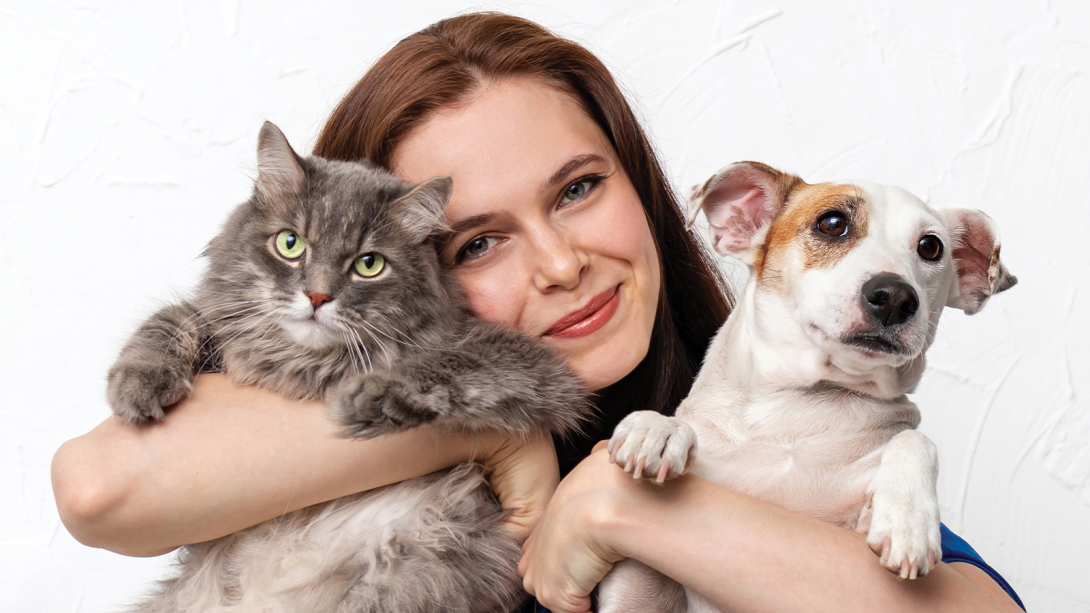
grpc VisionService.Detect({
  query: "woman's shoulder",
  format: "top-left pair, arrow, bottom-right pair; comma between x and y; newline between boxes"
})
940,523 -> 1025,611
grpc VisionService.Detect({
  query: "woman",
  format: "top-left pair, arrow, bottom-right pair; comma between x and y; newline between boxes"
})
52,12 -> 1023,613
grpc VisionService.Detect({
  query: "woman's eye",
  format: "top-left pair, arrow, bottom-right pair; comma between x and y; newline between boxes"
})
815,212 -> 849,237
560,176 -> 601,204
917,235 -> 944,261
457,235 -> 499,263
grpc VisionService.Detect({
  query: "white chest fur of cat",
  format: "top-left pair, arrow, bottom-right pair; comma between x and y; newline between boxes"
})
598,162 -> 1016,613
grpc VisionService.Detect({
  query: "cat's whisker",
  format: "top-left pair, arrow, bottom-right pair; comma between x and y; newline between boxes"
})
157,304 -> 273,373
159,301 -> 264,345
253,314 -> 285,348
373,313 -> 475,357
340,331 -> 357,370
196,309 -> 272,356
341,330 -> 361,374
370,312 -> 467,355
199,304 -> 270,328
350,328 -> 370,374
353,334 -> 368,374
358,320 -> 392,365
370,314 -> 425,350
357,327 -> 379,370
350,326 -> 373,373
211,311 -> 280,360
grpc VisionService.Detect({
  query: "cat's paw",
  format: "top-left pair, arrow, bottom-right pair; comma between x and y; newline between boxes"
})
334,373 -> 446,438
861,487 -> 942,580
608,411 -> 696,483
106,361 -> 193,425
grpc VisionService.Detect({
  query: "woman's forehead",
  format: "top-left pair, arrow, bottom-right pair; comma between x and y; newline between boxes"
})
390,78 -> 619,217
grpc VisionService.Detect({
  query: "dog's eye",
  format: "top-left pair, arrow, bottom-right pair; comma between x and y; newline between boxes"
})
917,235 -> 943,261
816,212 -> 849,237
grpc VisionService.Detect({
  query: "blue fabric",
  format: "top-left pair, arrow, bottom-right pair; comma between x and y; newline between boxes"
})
522,525 -> 1024,612
941,523 -> 1025,610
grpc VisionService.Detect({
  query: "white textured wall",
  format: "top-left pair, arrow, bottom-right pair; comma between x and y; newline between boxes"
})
2,1 -> 1087,610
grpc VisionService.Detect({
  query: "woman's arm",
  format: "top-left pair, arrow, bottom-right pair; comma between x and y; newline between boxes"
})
520,447 -> 1023,613
52,374 -> 557,556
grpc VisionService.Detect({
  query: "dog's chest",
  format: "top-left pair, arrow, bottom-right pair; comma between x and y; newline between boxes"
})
679,389 -> 917,526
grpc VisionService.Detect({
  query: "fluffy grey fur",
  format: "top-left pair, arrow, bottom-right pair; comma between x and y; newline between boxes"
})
107,122 -> 589,613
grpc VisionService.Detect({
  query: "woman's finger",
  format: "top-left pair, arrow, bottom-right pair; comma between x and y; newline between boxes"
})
518,449 -> 626,610
479,433 -> 561,542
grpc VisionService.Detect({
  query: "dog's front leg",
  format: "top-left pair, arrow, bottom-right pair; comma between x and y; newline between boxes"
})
608,411 -> 698,483
858,429 -> 942,579
597,559 -> 688,613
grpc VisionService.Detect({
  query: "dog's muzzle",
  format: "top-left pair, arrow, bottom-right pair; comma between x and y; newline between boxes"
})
838,273 -> 921,355
861,273 -> 919,327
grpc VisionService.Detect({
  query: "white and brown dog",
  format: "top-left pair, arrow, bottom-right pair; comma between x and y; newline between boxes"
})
598,162 -> 1016,613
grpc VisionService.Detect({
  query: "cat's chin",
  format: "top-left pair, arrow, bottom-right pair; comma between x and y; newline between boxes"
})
281,318 -> 344,351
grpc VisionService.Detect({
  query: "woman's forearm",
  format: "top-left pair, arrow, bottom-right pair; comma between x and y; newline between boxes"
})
51,374 -> 497,557
599,454 -> 1021,613
521,447 -> 1019,613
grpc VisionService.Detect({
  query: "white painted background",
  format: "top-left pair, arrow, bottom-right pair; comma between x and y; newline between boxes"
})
1,0 -> 1087,610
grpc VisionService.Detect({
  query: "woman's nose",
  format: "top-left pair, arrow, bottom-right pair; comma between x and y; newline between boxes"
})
529,228 -> 587,292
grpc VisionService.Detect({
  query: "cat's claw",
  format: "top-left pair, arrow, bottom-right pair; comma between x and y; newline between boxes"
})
334,373 -> 444,438
106,361 -> 192,425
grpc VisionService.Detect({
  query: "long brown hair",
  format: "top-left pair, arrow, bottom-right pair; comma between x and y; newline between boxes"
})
315,12 -> 731,472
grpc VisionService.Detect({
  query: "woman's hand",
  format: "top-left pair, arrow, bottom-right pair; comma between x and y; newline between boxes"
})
519,443 -> 627,613
479,433 -> 563,542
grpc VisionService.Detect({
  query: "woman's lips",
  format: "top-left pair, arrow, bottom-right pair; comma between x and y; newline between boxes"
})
544,286 -> 621,339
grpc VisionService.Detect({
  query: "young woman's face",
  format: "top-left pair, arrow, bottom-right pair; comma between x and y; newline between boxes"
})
392,78 -> 662,392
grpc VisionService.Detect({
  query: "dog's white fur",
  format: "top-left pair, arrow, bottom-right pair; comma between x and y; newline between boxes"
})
598,162 -> 1016,613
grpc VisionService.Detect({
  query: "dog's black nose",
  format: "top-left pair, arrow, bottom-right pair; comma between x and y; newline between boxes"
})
862,274 -> 919,327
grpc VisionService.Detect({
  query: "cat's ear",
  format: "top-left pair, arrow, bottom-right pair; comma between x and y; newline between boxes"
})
396,176 -> 453,241
255,121 -> 305,201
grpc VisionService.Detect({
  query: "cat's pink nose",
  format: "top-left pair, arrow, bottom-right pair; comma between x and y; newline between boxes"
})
305,291 -> 332,309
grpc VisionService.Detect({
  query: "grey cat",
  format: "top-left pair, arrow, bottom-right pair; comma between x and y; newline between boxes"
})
106,122 -> 589,613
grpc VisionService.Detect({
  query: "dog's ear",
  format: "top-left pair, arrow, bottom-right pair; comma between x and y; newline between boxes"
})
687,162 -> 802,264
940,208 -> 1017,315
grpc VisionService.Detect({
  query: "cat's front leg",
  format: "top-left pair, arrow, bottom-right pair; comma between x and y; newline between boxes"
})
334,322 -> 589,439
107,301 -> 209,425
608,411 -> 697,483
334,370 -> 449,438
857,429 -> 942,579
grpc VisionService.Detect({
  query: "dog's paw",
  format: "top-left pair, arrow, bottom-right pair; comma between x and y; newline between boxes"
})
608,411 -> 696,483
106,361 -> 192,425
862,487 -> 942,580
333,373 -> 445,438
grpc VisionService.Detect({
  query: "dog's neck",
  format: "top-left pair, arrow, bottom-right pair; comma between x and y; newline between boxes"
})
698,276 -> 927,402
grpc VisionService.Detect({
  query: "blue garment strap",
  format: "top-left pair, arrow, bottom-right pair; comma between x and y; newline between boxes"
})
526,524 -> 1024,613
941,523 -> 1025,610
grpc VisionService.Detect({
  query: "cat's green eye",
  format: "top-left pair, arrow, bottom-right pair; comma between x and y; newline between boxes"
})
354,253 -> 386,278
275,230 -> 306,260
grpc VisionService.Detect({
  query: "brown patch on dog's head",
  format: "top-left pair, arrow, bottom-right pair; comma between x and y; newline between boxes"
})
758,183 -> 871,293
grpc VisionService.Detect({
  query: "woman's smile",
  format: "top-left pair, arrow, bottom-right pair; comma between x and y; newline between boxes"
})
543,285 -> 621,339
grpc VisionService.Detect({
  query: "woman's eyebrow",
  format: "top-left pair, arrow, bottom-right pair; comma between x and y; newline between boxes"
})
448,213 -> 495,234
542,153 -> 607,191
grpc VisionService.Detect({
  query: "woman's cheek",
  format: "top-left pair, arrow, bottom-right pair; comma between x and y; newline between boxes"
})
456,270 -> 528,331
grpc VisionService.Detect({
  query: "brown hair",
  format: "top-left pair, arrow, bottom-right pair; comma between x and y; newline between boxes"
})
315,12 -> 732,473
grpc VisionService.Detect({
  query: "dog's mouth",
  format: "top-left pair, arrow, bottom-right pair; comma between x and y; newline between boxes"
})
842,333 -> 905,355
